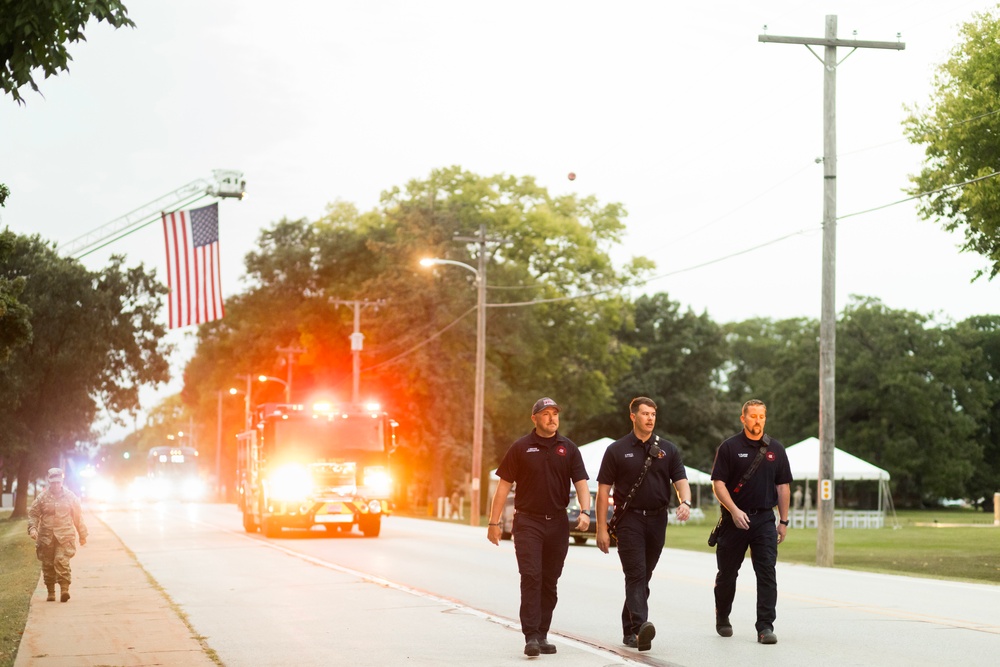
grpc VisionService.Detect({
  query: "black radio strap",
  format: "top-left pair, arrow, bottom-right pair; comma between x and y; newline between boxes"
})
608,436 -> 663,535
708,434 -> 771,547
732,433 -> 771,496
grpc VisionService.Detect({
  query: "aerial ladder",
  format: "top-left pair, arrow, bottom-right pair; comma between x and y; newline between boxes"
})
60,169 -> 246,259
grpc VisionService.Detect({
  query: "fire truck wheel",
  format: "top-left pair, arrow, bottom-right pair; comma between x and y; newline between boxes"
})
359,514 -> 381,537
262,517 -> 282,538
242,512 -> 258,533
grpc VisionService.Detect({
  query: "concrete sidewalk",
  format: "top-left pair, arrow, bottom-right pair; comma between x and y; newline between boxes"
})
14,513 -> 216,667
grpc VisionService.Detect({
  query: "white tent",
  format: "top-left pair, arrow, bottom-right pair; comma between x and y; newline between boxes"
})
785,437 -> 890,481
785,437 -> 896,525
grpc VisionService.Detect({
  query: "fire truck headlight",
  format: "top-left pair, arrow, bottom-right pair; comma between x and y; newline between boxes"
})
362,466 -> 391,497
268,464 -> 313,502
367,499 -> 382,513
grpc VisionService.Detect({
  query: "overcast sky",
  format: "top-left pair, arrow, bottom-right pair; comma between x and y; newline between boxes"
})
2,1 -> 998,434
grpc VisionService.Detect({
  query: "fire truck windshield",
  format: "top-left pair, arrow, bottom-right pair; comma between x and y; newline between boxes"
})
272,415 -> 384,456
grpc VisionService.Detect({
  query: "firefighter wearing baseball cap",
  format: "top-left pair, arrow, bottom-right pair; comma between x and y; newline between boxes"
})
27,468 -> 88,602
486,397 -> 590,657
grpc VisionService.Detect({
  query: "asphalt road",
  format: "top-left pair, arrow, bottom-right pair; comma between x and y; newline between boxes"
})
97,503 -> 1000,666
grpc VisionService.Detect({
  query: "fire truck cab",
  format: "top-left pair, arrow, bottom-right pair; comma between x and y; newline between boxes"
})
237,401 -> 397,538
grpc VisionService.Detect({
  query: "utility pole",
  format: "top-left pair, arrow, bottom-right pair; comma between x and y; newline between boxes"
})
329,300 -> 384,403
452,224 -> 507,527
760,16 -> 904,567
276,345 -> 305,403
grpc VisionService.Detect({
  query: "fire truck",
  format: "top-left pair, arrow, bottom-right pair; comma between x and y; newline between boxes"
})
237,401 -> 397,538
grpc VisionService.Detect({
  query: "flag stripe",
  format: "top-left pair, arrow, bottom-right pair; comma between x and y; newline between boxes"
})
161,203 -> 225,329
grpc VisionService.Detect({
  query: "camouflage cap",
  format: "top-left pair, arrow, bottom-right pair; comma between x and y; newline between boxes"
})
47,468 -> 65,481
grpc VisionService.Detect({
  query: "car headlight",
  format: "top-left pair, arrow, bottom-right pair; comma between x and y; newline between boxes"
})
267,464 -> 313,502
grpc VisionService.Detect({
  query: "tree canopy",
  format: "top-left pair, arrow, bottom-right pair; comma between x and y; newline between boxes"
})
182,167 -> 653,506
904,8 -> 1000,280
0,233 -> 170,516
0,230 -> 32,362
725,297 -> 992,507
0,0 -> 134,104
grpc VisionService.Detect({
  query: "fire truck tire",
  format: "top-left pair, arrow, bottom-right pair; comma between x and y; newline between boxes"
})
359,514 -> 381,537
243,512 -> 258,533
262,517 -> 282,538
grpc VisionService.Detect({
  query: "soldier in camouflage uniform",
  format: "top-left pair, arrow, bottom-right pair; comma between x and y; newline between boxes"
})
27,468 -> 88,602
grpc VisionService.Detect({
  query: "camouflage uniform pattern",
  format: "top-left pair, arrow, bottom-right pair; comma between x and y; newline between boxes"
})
27,486 -> 88,588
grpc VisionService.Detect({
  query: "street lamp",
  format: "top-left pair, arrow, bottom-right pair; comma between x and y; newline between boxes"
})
231,374 -> 253,431
420,255 -> 487,528
258,374 -> 290,403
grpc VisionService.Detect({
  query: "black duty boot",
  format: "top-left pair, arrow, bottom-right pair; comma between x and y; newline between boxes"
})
716,615 -> 733,637
537,637 -> 556,654
758,628 -> 778,644
524,638 -> 540,657
636,621 -> 656,651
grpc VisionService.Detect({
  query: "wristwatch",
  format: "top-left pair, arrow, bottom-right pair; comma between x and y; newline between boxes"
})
779,519 -> 789,526
681,500 -> 692,507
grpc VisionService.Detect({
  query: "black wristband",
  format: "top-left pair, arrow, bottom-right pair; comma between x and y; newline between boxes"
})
779,519 -> 789,526
488,523 -> 500,527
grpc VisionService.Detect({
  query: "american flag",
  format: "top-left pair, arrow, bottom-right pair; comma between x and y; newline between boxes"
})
161,203 -> 225,329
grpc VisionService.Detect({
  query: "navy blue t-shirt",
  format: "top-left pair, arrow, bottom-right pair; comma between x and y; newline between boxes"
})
710,431 -> 793,510
597,432 -> 687,510
496,430 -> 588,515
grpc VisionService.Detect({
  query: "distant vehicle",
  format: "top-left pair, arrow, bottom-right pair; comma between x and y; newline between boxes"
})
142,446 -> 206,502
498,487 -> 615,546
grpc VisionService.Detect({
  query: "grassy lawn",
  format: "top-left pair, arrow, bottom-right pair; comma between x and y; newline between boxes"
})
411,505 -> 1000,584
662,508 -> 1000,584
0,510 -> 39,667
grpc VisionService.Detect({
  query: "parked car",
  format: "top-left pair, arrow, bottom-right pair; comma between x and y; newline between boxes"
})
498,487 -> 615,546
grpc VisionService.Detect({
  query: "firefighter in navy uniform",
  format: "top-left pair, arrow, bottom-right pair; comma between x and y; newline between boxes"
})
487,397 -> 590,657
710,399 -> 792,645
595,396 -> 691,652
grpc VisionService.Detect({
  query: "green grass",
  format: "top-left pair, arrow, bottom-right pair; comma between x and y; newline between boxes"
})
663,509 -> 1000,584
0,511 -> 40,667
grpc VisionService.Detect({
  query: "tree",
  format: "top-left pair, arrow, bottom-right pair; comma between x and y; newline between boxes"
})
0,233 -> 170,516
0,230 -> 32,362
181,168 -> 651,509
722,316 -> 820,444
949,315 -> 1000,511
836,298 -> 987,506
0,0 -> 134,104
904,8 -> 1000,280
577,292 -> 733,471
722,299 -> 987,506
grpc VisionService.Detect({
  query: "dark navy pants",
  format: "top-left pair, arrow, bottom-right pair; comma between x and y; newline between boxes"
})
713,510 -> 778,632
512,512 -> 569,641
614,510 -> 668,637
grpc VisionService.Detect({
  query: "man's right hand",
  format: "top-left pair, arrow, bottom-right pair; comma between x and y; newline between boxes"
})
732,508 -> 751,530
28,528 -> 37,541
596,526 -> 611,554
